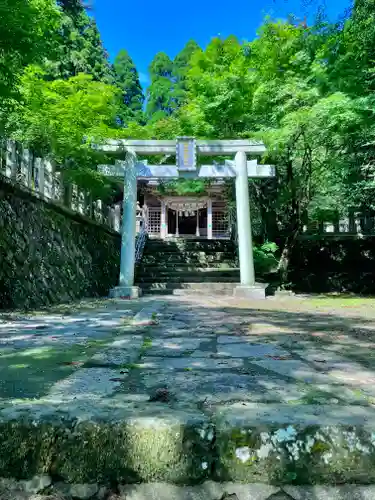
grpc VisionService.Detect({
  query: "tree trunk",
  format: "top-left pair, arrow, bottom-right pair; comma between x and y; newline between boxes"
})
277,227 -> 299,287
278,156 -> 300,288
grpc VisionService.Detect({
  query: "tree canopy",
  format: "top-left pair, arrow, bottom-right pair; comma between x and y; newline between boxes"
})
3,0 -> 375,271
0,0 -> 60,102
112,49 -> 144,125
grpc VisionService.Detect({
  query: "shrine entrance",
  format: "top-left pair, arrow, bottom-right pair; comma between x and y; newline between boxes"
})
98,137 -> 275,299
164,197 -> 210,238
178,210 -> 202,236
167,208 -> 207,237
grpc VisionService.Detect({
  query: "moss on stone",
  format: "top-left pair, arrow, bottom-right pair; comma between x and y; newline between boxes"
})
53,420 -> 212,484
215,424 -> 375,485
0,413 -> 213,485
0,422 -> 57,479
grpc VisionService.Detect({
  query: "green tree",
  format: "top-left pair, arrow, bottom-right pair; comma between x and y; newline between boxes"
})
9,69 -> 121,194
182,36 -> 252,137
44,2 -> 112,82
179,23 -> 361,280
172,40 -> 200,108
112,49 -> 145,125
0,0 -> 60,100
146,52 -> 175,121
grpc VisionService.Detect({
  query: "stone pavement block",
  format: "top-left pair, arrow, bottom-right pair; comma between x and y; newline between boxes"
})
214,403 -> 375,484
138,371 -> 317,406
249,359 -> 333,384
140,357 -> 243,370
147,337 -> 204,357
90,336 -> 143,366
45,368 -> 124,400
283,485 -> 375,500
119,482 -> 279,500
132,303 -> 165,326
217,343 -> 290,359
217,336 -> 276,344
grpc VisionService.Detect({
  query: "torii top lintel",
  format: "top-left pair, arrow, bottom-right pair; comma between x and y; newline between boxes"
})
98,137 -> 274,179
100,137 -> 266,157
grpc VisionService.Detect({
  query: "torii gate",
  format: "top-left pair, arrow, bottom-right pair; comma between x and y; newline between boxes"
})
98,137 -> 275,300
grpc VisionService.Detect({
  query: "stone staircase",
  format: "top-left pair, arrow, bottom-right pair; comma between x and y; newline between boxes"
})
136,238 -> 240,296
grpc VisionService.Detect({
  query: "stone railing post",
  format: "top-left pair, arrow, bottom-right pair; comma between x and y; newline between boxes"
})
44,160 -> 54,200
5,140 -> 17,180
63,182 -> 72,208
35,158 -> 44,196
20,147 -> 32,188
70,184 -> 78,211
85,192 -> 93,218
94,199 -> 103,223
77,189 -> 85,215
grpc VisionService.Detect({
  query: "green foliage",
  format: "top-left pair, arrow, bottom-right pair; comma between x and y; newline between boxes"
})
182,36 -> 250,137
112,49 -> 145,125
5,0 -> 375,285
146,41 -> 200,122
172,40 -> 200,109
9,69 -> 120,195
43,5 -> 112,83
253,242 -> 279,275
157,179 -> 209,196
146,52 -> 175,120
0,0 -> 60,117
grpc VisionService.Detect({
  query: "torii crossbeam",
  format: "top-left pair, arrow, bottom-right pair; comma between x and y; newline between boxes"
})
98,137 -> 275,300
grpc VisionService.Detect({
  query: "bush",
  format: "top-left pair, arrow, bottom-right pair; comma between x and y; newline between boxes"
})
253,242 -> 279,275
287,236 -> 375,294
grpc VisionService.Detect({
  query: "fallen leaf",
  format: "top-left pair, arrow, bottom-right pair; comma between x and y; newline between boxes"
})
149,388 -> 171,403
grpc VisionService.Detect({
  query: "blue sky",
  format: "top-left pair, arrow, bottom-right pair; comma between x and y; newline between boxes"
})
93,0 -> 351,88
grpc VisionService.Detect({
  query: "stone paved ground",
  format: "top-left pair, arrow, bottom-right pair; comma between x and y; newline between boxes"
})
2,294 -> 375,497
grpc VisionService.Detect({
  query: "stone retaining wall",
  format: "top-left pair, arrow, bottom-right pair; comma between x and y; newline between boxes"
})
0,178 -> 120,310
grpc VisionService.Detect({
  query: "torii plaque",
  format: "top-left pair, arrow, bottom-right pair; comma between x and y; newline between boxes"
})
98,138 -> 275,300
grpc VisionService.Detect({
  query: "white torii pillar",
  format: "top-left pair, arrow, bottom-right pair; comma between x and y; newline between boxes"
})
233,151 -> 267,299
109,150 -> 141,299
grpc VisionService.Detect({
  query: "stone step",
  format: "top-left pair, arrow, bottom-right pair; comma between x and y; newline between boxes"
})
5,481 -> 375,500
136,269 -> 240,280
137,264 -> 238,272
138,282 -> 239,295
3,398 -> 375,486
141,252 -> 237,264
144,249 -> 236,257
145,243 -> 235,254
147,239 -> 234,249
137,276 -> 240,284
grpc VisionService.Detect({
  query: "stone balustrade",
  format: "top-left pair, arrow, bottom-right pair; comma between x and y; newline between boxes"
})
0,139 -> 119,232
